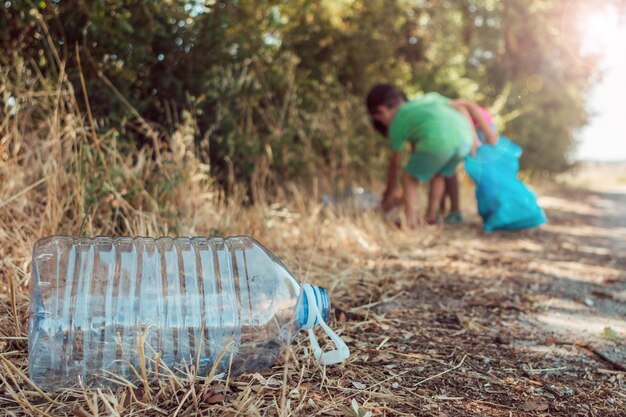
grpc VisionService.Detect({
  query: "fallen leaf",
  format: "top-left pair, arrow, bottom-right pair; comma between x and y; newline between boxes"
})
602,326 -> 620,341
352,381 -> 367,390
520,400 -> 549,411
71,409 -> 92,417
351,399 -> 373,417
252,373 -> 268,384
203,392 -> 225,404
323,410 -> 346,416
545,336 -> 558,345
266,377 -> 283,388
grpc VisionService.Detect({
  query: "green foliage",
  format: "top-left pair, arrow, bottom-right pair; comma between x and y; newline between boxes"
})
1,0 -> 619,192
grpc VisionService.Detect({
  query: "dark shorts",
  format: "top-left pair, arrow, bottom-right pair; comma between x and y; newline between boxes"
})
405,143 -> 471,181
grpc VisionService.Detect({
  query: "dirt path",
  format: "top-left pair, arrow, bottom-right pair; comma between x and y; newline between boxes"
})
321,172 -> 626,416
533,181 -> 626,367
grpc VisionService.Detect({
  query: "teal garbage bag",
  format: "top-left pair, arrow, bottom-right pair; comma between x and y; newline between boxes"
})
464,136 -> 547,233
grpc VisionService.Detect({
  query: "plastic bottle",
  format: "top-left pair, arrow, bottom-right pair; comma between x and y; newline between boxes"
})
29,235 -> 349,391
321,187 -> 380,213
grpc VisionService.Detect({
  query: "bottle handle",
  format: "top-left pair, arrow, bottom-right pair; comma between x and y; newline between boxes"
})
302,284 -> 350,365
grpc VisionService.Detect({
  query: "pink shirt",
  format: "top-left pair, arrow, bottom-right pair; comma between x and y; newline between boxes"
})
473,106 -> 494,127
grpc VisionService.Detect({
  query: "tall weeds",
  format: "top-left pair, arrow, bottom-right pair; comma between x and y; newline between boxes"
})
0,51 -> 401,413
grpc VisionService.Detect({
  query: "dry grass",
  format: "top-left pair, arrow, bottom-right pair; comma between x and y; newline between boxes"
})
2,40 -> 626,417
0,41 -> 405,417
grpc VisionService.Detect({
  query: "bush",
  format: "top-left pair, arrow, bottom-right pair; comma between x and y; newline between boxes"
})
1,0 -> 603,196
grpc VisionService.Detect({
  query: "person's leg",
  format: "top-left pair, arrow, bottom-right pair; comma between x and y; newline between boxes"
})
405,149 -> 455,227
402,172 -> 420,229
426,174 -> 446,221
439,182 -> 449,216
445,173 -> 461,213
440,144 -> 472,224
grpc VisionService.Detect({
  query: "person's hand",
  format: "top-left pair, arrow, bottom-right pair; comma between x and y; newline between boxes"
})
380,196 -> 393,213
380,193 -> 403,213
470,142 -> 478,157
469,134 -> 481,157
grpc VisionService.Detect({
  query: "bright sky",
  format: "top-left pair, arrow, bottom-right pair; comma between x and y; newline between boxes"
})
577,9 -> 626,161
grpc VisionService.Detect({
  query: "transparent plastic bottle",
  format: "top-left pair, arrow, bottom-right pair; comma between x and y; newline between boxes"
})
29,236 -> 349,391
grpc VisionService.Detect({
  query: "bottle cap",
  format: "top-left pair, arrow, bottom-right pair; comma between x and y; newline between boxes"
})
301,284 -> 350,365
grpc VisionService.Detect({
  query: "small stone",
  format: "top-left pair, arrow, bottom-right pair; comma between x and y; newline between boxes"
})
562,387 -> 574,398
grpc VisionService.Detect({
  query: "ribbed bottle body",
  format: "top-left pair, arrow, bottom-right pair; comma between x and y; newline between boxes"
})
29,236 -> 302,390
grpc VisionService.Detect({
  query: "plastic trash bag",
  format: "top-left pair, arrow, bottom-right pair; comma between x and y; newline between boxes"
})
464,136 -> 547,233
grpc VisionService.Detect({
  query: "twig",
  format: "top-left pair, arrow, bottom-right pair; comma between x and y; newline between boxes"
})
474,399 -> 517,410
414,355 -> 467,387
555,340 -> 626,372
343,370 -> 411,401
7,268 -> 21,335
377,350 -> 446,364
0,370 -> 53,417
0,178 -> 47,210
171,388 -> 193,417
597,368 -> 626,375
577,343 -> 626,372
518,363 -> 564,399
350,291 -> 404,312
376,337 -> 390,350
0,355 -> 62,406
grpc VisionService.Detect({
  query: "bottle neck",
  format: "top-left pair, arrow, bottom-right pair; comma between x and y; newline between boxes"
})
297,284 -> 330,329
298,283 -> 351,365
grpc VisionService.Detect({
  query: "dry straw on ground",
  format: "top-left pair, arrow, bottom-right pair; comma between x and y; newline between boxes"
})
2,31 -> 626,417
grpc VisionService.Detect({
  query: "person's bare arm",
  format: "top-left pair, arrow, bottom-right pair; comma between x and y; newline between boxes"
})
449,101 -> 481,154
381,151 -> 401,211
451,99 -> 499,145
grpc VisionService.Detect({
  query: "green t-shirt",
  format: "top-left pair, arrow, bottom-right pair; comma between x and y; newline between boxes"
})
389,93 -> 473,153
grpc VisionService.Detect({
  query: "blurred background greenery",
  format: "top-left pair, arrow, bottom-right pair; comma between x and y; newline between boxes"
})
2,0 -> 623,199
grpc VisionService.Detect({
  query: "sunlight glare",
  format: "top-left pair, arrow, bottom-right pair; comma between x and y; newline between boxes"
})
577,6 -> 626,162
581,8 -> 623,59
